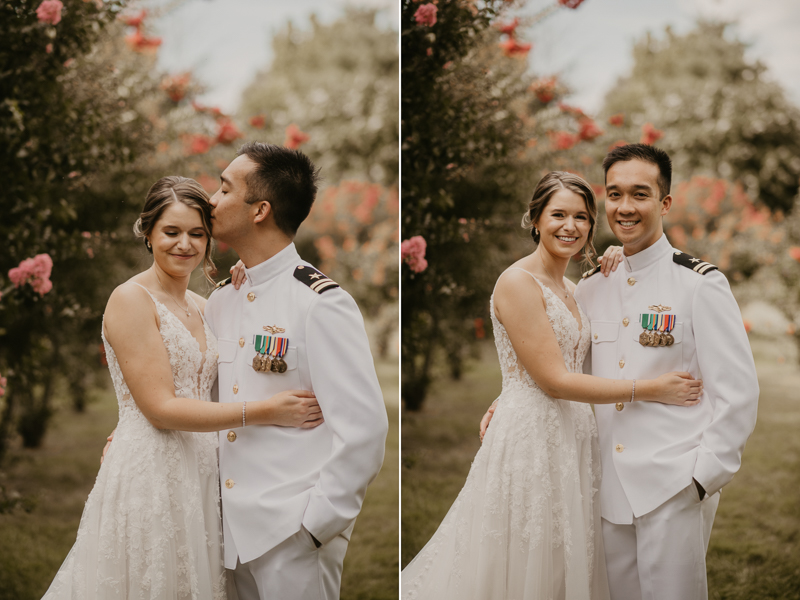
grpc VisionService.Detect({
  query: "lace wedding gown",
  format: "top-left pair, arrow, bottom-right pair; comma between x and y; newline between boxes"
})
43,285 -> 226,599
402,269 -> 610,600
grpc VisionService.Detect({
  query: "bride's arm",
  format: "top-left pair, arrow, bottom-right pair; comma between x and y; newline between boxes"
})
104,283 -> 320,432
493,270 -> 702,405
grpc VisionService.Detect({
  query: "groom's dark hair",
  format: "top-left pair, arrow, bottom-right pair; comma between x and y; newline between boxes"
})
237,142 -> 321,236
602,143 -> 672,200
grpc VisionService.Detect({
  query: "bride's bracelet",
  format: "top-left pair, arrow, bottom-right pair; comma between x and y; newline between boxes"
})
242,401 -> 246,427
630,379 -> 636,403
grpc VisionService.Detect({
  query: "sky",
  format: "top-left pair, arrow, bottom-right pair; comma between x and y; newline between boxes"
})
149,0 -> 800,115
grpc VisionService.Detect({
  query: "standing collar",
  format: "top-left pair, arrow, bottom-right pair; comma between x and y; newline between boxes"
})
245,243 -> 300,286
623,234 -> 672,273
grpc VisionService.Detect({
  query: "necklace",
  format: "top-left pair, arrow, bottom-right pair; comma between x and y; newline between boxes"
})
539,253 -> 570,300
155,270 -> 191,317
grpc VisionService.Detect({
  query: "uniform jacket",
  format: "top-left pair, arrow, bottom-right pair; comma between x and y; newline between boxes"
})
573,234 -> 758,524
204,242 -> 388,568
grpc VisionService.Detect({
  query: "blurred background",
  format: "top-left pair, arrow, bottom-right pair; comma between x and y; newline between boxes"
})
401,1 -> 800,597
0,1 -> 398,598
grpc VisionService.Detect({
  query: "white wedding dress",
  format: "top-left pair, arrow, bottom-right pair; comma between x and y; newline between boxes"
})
43,285 -> 226,599
402,269 -> 610,600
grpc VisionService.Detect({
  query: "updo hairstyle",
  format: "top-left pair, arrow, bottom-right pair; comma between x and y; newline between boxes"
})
133,176 -> 216,283
521,171 -> 599,268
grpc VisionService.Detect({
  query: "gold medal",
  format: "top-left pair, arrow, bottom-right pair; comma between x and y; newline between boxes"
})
276,357 -> 288,373
639,331 -> 649,346
665,333 -> 674,346
253,355 -> 263,371
261,354 -> 272,372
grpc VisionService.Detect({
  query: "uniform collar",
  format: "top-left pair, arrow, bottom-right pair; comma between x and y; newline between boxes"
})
245,242 -> 300,286
623,234 -> 672,273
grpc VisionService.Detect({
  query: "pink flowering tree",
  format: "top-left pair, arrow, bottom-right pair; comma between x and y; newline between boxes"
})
401,0 -> 591,409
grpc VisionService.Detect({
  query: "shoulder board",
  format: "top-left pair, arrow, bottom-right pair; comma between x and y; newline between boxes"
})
672,251 -> 718,275
581,264 -> 602,279
293,265 -> 340,294
215,277 -> 232,289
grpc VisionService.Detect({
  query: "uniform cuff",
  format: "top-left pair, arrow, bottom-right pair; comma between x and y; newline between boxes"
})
693,446 -> 729,498
302,487 -> 352,546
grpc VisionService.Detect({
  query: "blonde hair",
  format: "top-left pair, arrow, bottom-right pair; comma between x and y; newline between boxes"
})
521,171 -> 598,268
133,176 -> 216,283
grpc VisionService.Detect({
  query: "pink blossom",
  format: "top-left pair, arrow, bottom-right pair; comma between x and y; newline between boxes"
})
789,247 -> 800,262
608,113 -> 624,126
45,43 -> 53,53
36,0 -> 63,25
284,124 -> 310,150
215,119 -> 243,145
401,236 -> 428,273
549,131 -> 578,150
640,122 -> 663,145
160,73 -> 191,102
499,38 -> 532,58
81,231 -> 92,238
119,9 -> 146,28
414,4 -> 438,27
249,115 -> 266,129
125,30 -> 162,53
577,118 -> 603,141
8,253 -> 54,296
0,374 -> 6,398
183,134 -> 214,156
497,18 -> 519,37
529,77 -> 557,103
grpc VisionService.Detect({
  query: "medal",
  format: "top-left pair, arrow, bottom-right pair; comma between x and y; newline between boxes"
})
254,334 -> 289,374
639,313 -> 676,347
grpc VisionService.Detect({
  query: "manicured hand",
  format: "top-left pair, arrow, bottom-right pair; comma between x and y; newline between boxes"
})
598,245 -> 624,276
230,260 -> 247,290
100,428 -> 115,465
479,404 -> 496,443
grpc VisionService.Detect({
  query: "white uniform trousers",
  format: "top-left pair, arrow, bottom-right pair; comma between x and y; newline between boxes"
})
602,483 -> 720,600
229,526 -> 351,600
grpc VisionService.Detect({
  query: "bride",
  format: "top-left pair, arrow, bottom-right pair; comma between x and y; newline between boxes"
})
42,176 -> 322,599
401,171 -> 703,600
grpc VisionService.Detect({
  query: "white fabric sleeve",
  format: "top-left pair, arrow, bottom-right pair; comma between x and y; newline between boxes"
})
691,271 -> 759,496
301,289 -> 388,544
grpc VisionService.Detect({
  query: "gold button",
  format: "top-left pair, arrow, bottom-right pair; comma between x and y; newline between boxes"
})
227,431 -> 237,442
593,334 -> 598,340
616,402 -> 624,411
233,384 -> 239,394
615,444 -> 624,453
627,277 -> 636,286
623,318 -> 629,327
619,359 -> 625,368
225,479 -> 235,489
247,292 -> 256,302
239,337 -> 245,347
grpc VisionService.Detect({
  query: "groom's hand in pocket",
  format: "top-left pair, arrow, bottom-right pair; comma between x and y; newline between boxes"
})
100,428 -> 116,464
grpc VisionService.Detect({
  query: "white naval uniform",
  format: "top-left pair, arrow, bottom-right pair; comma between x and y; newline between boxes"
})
573,234 -> 759,600
204,242 -> 388,600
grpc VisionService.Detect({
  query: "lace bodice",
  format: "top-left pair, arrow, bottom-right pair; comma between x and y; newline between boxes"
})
490,269 -> 591,393
103,290 -> 218,426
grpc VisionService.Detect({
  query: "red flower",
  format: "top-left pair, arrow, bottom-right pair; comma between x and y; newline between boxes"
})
558,102 -> 585,117
401,236 -> 428,273
608,113 -> 624,126
497,18 -> 519,37
529,77 -> 557,103
559,0 -> 586,8
549,131 -> 578,150
640,122 -> 663,145
215,119 -> 243,145
249,115 -> 266,129
608,139 -> 628,151
578,118 -> 603,141
125,30 -> 162,53
8,253 -> 54,295
197,173 -> 218,194
284,124 -> 310,150
36,0 -> 63,25
183,134 -> 214,156
45,43 -> 53,54
414,4 -> 438,27
789,247 -> 800,262
119,9 -> 146,28
160,73 -> 191,102
474,317 -> 486,339
499,38 -> 532,58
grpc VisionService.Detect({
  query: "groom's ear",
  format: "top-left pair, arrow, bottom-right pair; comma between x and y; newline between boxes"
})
660,194 -> 672,216
253,200 -> 273,225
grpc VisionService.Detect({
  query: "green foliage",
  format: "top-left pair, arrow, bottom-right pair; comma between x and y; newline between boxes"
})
238,8 -> 398,187
602,21 -> 800,214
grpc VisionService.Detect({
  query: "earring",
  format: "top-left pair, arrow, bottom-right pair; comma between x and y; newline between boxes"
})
534,227 -> 539,236
145,238 -> 152,250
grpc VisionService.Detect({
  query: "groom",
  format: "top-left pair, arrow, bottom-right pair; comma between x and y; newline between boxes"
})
482,143 -> 759,599
205,142 -> 388,599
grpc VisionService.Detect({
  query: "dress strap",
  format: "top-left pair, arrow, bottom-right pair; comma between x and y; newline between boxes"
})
187,294 -> 207,325
130,282 -> 160,304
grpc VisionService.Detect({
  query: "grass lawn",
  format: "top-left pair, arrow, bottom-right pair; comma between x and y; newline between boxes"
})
401,338 -> 800,599
0,358 -> 399,600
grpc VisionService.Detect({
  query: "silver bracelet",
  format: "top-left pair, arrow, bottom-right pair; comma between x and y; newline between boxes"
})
242,401 -> 246,427
630,379 -> 636,403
